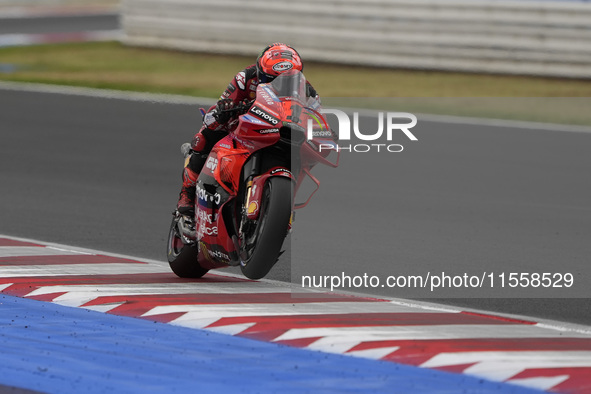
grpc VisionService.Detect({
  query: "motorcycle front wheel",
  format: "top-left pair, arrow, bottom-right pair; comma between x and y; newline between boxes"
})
240,176 -> 292,280
166,217 -> 209,278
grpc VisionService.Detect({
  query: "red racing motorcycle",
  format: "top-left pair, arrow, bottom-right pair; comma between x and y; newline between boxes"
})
166,70 -> 338,280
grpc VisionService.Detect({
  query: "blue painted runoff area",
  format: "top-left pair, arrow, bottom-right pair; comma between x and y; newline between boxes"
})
0,295 -> 543,394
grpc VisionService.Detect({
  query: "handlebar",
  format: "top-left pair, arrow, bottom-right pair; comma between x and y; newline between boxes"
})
217,100 -> 253,115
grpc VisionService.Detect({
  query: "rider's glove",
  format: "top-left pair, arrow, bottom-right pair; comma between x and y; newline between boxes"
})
214,98 -> 235,124
203,111 -> 217,127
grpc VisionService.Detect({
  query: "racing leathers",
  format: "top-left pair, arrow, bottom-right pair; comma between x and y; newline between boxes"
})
176,64 -> 317,214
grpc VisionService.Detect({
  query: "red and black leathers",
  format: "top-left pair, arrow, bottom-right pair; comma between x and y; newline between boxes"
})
177,64 -> 317,214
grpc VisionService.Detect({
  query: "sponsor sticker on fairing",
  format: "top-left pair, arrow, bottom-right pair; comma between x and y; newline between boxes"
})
259,87 -> 278,106
205,157 -> 218,171
258,128 -> 279,134
249,105 -> 280,125
243,115 -> 266,125
270,168 -> 292,176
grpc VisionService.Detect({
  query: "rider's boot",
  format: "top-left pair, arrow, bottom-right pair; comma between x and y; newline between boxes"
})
177,167 -> 198,215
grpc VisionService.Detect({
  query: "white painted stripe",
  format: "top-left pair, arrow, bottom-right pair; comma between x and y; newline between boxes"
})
347,346 -> 401,360
0,81 -> 215,106
274,325 -> 591,344
506,375 -> 570,391
25,285 -> 299,307
294,327 -> 591,355
421,351 -> 591,382
82,303 -> 125,313
0,234 -> 171,267
145,301 -> 435,321
417,113 -> 591,134
0,246 -> 81,258
536,322 -> 591,336
388,300 -> 460,314
207,323 -> 256,336
334,106 -> 591,135
0,263 -> 169,277
26,283 -> 295,298
46,246 -> 93,255
0,283 -> 13,292
147,302 -> 436,331
308,340 -> 365,354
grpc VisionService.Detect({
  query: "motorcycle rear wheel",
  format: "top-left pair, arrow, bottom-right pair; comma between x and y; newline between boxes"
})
167,217 -> 209,278
240,176 -> 292,280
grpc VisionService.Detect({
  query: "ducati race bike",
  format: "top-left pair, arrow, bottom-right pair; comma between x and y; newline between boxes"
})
166,70 -> 338,280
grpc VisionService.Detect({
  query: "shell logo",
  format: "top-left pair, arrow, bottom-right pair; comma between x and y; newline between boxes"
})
247,201 -> 258,215
272,61 -> 293,72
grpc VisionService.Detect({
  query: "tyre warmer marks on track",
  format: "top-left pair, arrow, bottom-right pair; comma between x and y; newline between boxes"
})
1,236 -> 590,393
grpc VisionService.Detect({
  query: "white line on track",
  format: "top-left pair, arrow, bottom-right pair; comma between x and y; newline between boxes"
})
0,80 -> 216,105
422,350 -> 591,380
273,324 -> 591,344
26,283 -> 295,298
144,300 -> 435,319
0,263 -> 169,277
25,284 -> 301,308
0,246 -> 82,257
507,376 -> 570,392
1,81 -> 590,134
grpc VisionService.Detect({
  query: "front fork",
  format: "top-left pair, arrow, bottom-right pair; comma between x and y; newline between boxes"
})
173,211 -> 196,245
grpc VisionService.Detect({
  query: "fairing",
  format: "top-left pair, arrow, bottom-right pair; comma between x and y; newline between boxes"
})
193,71 -> 338,268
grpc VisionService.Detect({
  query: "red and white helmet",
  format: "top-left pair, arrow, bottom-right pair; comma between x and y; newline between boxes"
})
256,43 -> 303,83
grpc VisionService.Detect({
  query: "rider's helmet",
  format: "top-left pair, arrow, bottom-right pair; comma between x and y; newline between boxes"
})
256,43 -> 303,84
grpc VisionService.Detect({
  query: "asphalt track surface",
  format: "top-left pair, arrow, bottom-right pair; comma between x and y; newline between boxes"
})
1,86 -> 589,327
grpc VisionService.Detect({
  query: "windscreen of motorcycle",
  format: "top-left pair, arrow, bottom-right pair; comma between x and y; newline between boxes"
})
270,70 -> 308,101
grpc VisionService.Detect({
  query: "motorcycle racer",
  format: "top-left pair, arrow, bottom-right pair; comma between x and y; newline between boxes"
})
177,42 -> 318,215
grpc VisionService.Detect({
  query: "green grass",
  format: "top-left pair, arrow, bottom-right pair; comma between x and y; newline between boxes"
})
1,41 -> 590,125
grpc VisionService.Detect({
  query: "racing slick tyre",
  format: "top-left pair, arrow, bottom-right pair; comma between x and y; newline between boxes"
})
240,176 -> 292,280
167,217 -> 209,278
